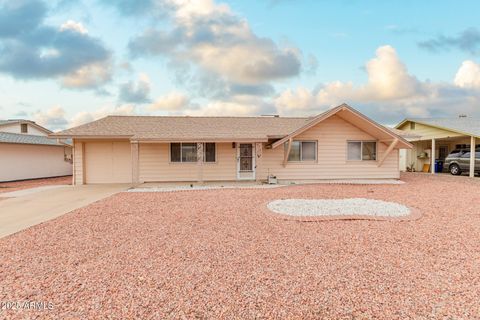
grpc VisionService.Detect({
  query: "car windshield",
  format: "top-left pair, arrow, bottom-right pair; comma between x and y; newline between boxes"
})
448,150 -> 463,157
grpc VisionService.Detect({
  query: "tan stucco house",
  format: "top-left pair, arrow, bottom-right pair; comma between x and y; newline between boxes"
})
395,117 -> 480,177
51,104 -> 412,185
0,120 -> 72,182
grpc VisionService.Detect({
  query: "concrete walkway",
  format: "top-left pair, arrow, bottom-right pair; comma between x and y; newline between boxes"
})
0,184 -> 129,238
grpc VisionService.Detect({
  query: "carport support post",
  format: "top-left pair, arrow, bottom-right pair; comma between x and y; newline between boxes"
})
131,142 -> 140,185
470,136 -> 476,178
431,138 -> 436,174
197,143 -> 204,184
255,142 -> 263,183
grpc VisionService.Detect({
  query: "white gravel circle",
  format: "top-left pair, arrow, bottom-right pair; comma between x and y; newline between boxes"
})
267,198 -> 410,217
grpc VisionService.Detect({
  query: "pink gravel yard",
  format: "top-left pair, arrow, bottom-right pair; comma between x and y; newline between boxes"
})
0,176 -> 72,194
1,173 -> 480,319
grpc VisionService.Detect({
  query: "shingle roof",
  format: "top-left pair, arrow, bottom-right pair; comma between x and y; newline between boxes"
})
0,132 -> 68,146
406,118 -> 480,138
52,115 -> 313,141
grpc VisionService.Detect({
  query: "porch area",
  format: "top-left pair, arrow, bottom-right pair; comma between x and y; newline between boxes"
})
406,135 -> 478,177
132,142 -> 264,184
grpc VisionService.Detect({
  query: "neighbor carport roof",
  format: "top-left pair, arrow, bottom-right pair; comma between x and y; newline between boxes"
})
396,118 -> 480,138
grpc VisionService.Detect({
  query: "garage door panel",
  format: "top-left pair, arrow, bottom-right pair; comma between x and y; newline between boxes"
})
112,142 -> 132,182
85,141 -> 131,183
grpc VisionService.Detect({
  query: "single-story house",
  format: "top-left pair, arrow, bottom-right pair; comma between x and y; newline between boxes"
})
51,104 -> 412,185
395,117 -> 480,177
0,120 -> 73,182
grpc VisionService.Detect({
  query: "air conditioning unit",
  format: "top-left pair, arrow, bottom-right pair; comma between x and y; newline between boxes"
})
268,175 -> 277,184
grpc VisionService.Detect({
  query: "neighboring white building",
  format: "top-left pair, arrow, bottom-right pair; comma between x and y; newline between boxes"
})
0,120 -> 72,182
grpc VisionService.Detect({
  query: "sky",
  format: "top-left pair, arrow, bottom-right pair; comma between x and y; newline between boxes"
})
1,0 -> 480,130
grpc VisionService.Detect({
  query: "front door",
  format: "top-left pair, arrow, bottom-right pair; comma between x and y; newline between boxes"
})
237,143 -> 255,180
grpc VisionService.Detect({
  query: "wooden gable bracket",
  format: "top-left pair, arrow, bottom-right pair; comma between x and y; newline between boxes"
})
378,138 -> 399,167
283,138 -> 292,167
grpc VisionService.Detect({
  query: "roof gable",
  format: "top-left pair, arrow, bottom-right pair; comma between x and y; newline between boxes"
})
0,119 -> 52,135
271,104 -> 412,149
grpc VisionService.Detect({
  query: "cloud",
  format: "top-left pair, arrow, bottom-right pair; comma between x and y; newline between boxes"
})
275,45 -> 480,121
31,103 -> 138,130
0,0 -> 111,90
60,20 -> 88,34
100,0 -> 160,16
0,0 -> 47,38
119,73 -> 152,103
454,60 -> 480,89
362,45 -> 421,100
32,105 -> 68,130
60,61 -> 112,89
67,104 -> 137,128
418,28 -> 480,54
185,101 -> 263,116
105,0 -> 302,99
148,92 -> 190,111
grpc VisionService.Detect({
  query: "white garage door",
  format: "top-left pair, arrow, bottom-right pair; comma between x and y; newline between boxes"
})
85,141 -> 132,183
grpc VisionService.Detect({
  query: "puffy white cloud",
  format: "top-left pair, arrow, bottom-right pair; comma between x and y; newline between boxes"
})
32,106 -> 68,130
68,105 -> 136,128
60,62 -> 112,89
185,100 -> 262,116
119,73 -> 152,103
60,20 -> 88,34
0,1 -> 111,89
148,92 -> 190,111
454,60 -> 480,89
33,105 -> 137,130
275,45 -> 480,120
126,0 -> 302,93
362,45 -> 421,100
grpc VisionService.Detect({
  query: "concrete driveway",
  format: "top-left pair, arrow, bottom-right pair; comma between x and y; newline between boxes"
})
0,184 -> 129,238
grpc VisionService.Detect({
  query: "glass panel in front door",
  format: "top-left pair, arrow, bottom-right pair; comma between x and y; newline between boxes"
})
239,144 -> 253,171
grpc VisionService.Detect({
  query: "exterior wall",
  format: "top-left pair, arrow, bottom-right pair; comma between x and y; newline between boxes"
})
73,115 -> 403,183
139,142 -> 237,182
84,141 -> 132,184
0,143 -> 72,182
258,115 -> 400,180
0,123 -> 48,136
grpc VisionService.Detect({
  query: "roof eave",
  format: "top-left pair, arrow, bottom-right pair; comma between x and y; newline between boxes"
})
50,134 -> 134,139
396,119 -> 480,139
134,137 -> 269,143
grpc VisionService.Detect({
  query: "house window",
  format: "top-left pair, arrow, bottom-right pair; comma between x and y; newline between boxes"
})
347,141 -> 377,161
21,123 -> 28,133
287,141 -> 317,161
170,143 -> 216,163
410,122 -> 416,130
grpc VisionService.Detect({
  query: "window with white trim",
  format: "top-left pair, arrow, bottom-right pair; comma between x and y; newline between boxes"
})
287,141 -> 317,161
347,141 -> 377,161
170,143 -> 216,163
